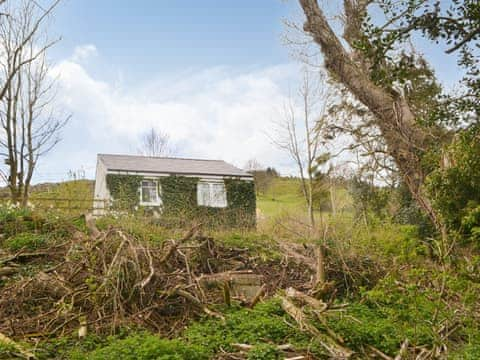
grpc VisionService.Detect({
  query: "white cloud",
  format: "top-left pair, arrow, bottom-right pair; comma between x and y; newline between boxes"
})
71,44 -> 98,62
40,48 -> 304,181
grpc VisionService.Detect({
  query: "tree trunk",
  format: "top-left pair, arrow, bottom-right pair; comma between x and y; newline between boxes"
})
299,0 -> 443,233
314,244 -> 326,287
329,184 -> 336,216
307,198 -> 315,228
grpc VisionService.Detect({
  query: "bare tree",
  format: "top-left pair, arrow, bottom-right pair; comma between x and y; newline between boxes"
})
138,127 -> 174,157
272,68 -> 334,228
0,0 -> 68,205
244,158 -> 263,173
244,158 -> 277,196
0,0 -> 60,103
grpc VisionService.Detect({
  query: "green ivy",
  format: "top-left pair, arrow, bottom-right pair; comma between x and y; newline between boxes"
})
159,176 -> 198,212
105,174 -> 256,228
225,178 -> 256,227
105,174 -> 143,211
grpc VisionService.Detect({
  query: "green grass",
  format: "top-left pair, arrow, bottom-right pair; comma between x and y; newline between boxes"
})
43,299 -> 323,360
3,232 -> 47,251
256,177 -> 353,220
29,180 -> 94,215
257,177 -> 306,218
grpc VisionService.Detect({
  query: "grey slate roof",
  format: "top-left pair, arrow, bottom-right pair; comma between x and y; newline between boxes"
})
98,154 -> 252,178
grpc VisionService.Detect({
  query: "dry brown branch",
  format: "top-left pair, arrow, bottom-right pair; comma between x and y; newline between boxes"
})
394,338 -> 409,360
279,295 -> 353,358
231,343 -> 293,351
367,345 -> 393,360
175,288 -> 225,321
248,284 -> 266,308
285,287 -> 327,311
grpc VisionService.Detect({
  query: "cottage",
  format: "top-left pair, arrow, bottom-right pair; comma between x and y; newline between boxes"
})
93,154 -> 255,225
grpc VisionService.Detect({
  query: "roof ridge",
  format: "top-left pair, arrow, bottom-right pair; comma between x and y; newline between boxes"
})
98,153 -> 227,163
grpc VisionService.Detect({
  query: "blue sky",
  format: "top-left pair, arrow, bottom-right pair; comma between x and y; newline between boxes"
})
32,0 -> 463,183
50,1 -> 295,83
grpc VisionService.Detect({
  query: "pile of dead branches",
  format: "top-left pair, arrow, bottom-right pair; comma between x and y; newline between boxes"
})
0,221 -> 273,338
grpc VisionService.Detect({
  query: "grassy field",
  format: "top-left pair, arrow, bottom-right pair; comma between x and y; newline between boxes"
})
257,177 -> 353,219
256,177 -> 306,217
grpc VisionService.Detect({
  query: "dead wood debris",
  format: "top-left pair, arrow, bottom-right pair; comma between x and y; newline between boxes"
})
0,220 -> 303,340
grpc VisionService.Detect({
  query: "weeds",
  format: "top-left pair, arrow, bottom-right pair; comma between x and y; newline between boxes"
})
3,232 -> 47,251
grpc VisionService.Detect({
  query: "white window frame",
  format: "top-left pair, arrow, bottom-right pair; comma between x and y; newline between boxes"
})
197,180 -> 227,208
139,179 -> 162,206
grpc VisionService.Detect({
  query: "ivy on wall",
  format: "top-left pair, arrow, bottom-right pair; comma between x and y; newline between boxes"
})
158,176 -> 198,217
105,174 -> 256,227
105,174 -> 142,211
225,178 -> 256,226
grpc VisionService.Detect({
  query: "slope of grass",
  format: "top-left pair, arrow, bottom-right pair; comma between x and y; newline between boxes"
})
256,177 -> 353,219
256,177 -> 306,218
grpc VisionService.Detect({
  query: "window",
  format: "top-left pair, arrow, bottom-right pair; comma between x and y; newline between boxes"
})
140,180 -> 161,205
197,181 -> 227,208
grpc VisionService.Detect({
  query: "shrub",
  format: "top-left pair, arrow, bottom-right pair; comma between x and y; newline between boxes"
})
451,341 -> 480,360
0,202 -> 32,223
0,342 -> 18,360
426,127 -> 480,240
0,203 -> 43,237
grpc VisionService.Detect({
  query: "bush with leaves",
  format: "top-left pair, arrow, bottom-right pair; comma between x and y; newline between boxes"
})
427,127 -> 480,241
